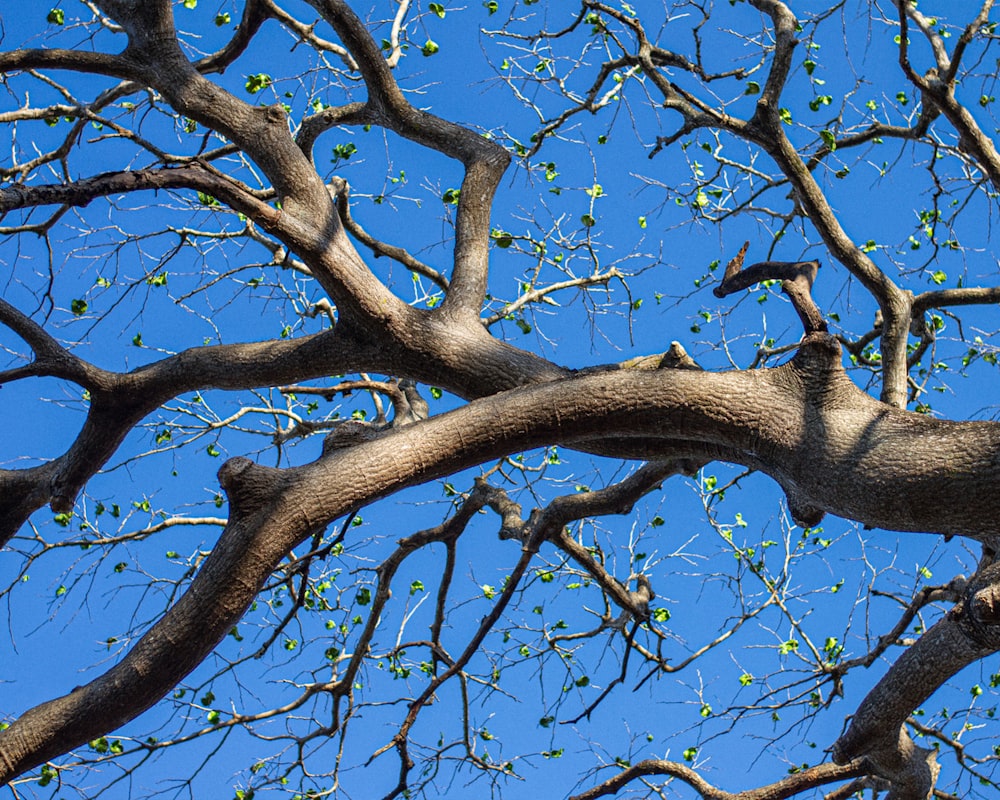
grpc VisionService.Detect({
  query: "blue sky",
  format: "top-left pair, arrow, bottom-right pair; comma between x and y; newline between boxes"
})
2,1 -> 1000,798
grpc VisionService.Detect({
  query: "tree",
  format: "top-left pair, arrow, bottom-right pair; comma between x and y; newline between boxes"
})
3,0 -> 1000,797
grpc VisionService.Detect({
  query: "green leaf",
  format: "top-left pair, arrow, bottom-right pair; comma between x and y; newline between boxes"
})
739,672 -> 753,686
492,229 -> 513,248
421,39 -> 440,57
429,2 -> 446,17
47,8 -> 64,25
820,129 -> 836,150
215,12 -> 231,25
245,73 -> 272,94
652,607 -> 670,623
182,0 -> 197,8
484,0 -> 498,12
808,95 -> 832,112
930,270 -> 947,285
682,747 -> 697,762
206,444 -> 221,457
71,298 -> 88,316
580,213 -> 596,227
332,142 -> 357,163
744,80 -> 760,95
38,765 -> 57,786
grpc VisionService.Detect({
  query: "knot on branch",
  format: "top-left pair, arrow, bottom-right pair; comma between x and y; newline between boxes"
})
955,562 -> 1000,648
713,241 -> 827,335
264,104 -> 288,124
627,573 -> 654,620
658,341 -> 702,370
217,457 -> 282,519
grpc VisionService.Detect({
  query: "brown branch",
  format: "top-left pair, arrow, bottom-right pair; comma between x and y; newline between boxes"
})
747,0 -> 801,112
897,3 -> 1000,190
912,286 -> 1000,316
0,163 -> 280,227
328,178 -> 450,290
0,48 -> 140,82
0,325 -> 372,545
7,343 -> 1000,782
190,0 -> 272,75
713,243 -> 827,335
570,757 -> 869,800
0,299 -> 99,386
833,562 -> 1000,794
304,0 -> 511,319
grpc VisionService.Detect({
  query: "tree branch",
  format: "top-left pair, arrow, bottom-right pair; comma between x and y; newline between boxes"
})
5,338 -> 1000,782
570,756 -> 869,800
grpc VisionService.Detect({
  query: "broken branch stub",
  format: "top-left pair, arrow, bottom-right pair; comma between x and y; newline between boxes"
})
714,242 -> 827,335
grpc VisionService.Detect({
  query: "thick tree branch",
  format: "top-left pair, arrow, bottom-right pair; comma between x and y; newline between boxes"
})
4,337 -> 1000,782
833,562 -> 1000,797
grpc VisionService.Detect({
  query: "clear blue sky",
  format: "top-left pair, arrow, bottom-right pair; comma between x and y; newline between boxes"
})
2,2 -> 999,798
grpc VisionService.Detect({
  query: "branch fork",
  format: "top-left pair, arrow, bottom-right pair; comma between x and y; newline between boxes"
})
713,241 -> 827,336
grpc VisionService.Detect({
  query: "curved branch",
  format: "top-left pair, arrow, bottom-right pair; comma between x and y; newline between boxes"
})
0,299 -> 100,385
833,563 -> 1000,795
328,178 -> 450,290
305,0 -> 511,319
5,336 -> 1000,782
912,286 -> 1000,316
713,243 -> 827,335
191,0 -> 272,75
569,756 -> 868,800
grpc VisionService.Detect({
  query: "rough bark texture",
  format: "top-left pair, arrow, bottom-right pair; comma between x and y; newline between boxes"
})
3,1 -> 1000,797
